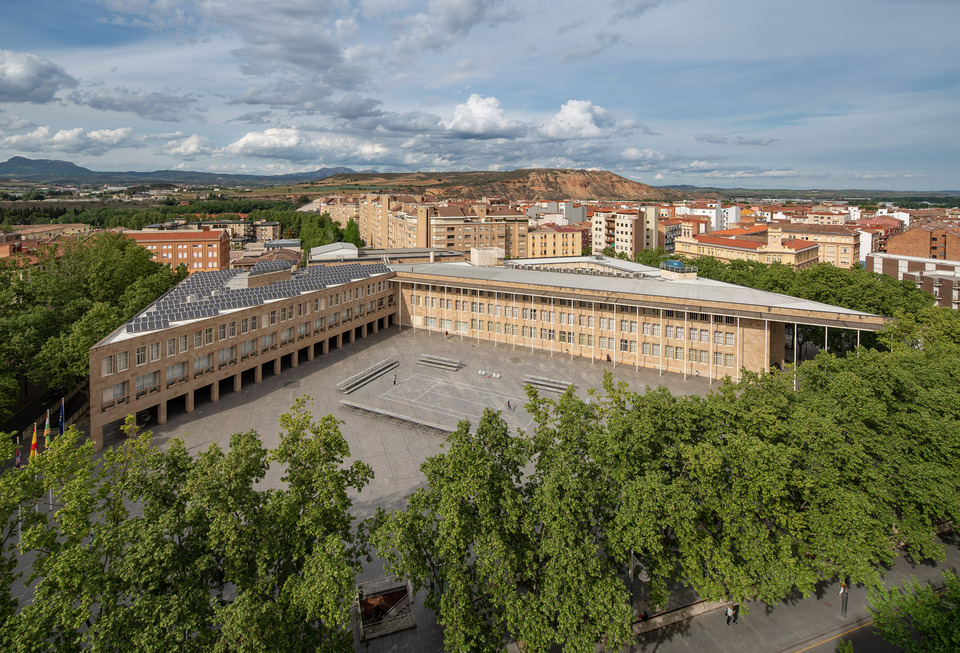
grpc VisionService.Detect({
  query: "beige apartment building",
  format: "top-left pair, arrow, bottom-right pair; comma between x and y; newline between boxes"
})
88,261 -> 397,449
392,257 -> 886,382
776,223 -> 860,269
673,226 -> 819,270
527,224 -> 583,258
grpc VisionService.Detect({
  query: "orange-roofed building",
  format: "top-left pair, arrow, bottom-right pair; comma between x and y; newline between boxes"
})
123,229 -> 230,274
674,225 -> 818,270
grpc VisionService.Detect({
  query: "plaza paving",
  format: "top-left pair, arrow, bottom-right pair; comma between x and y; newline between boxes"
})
88,326 -> 959,653
95,325 -> 715,651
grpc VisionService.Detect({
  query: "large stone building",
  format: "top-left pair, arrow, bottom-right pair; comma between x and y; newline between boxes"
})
527,224 -> 583,258
90,255 -> 887,450
775,223 -> 861,269
89,260 -> 397,448
673,226 -> 819,269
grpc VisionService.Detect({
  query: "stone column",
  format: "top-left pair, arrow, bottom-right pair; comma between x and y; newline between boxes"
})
255,365 -> 263,383
211,381 -> 220,402
291,350 -> 299,368
186,390 -> 195,413
307,345 -> 315,361
322,339 -> 329,355
158,400 -> 168,425
234,373 -> 241,392
273,356 -> 281,375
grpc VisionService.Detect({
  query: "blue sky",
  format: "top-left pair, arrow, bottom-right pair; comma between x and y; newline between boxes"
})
0,0 -> 957,190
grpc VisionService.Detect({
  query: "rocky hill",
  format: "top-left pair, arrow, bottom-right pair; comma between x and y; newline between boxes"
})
314,168 -> 679,202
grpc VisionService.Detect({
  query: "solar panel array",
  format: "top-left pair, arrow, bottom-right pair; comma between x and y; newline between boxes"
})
124,262 -> 392,334
249,260 -> 293,276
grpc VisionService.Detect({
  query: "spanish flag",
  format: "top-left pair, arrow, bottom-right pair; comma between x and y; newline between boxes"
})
29,424 -> 38,461
43,409 -> 51,450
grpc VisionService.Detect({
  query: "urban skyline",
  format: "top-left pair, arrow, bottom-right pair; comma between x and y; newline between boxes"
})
0,0 -> 957,190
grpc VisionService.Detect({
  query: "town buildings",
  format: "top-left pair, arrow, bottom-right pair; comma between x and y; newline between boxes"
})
885,224 -> 960,260
866,252 -> 960,309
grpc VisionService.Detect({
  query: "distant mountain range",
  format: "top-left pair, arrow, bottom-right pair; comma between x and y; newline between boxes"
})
0,156 -> 358,187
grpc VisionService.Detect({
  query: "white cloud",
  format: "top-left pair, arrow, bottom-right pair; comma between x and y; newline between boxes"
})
0,50 -> 78,103
396,0 -> 521,53
540,100 -> 614,139
621,147 -> 665,162
0,125 -> 142,155
443,94 -> 523,139
158,133 -> 212,159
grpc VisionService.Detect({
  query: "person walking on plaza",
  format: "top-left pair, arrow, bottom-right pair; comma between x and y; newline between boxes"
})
726,605 -> 736,625
393,374 -> 397,385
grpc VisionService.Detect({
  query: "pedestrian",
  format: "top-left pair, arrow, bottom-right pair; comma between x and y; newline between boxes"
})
726,605 -> 735,625
506,400 -> 511,411
393,374 -> 397,385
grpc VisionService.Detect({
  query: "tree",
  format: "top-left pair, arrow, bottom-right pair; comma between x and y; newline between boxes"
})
343,218 -> 363,248
869,571 -> 960,653
5,399 -> 371,652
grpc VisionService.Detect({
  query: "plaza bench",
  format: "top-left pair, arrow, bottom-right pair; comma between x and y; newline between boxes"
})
522,375 -> 574,394
416,354 -> 463,371
336,358 -> 398,394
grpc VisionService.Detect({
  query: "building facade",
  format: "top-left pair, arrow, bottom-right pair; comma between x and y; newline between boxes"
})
89,261 -> 397,449
775,223 -> 861,269
885,225 -> 960,260
527,224 -> 583,258
866,252 -> 958,308
124,229 -> 230,274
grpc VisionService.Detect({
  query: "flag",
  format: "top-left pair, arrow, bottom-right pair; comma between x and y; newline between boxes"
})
43,409 -> 51,450
59,398 -> 65,438
14,436 -> 20,469
29,424 -> 38,461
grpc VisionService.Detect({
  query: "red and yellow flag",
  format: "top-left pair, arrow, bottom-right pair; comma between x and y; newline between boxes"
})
29,424 -> 38,461
43,409 -> 51,450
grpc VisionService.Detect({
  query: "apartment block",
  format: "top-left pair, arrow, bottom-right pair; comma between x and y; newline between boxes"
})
885,224 -> 960,260
527,224 -> 583,258
673,226 -> 819,269
866,252 -> 960,308
124,229 -> 230,274
775,223 -> 861,269
89,261 -> 397,449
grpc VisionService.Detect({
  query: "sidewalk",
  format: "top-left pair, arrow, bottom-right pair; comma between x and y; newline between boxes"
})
622,533 -> 959,653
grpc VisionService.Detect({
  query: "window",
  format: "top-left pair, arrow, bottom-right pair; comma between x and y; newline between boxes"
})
652,324 -> 660,337
714,352 -> 724,365
688,348 -> 699,362
665,346 -> 674,359
136,346 -> 147,366
665,325 -> 674,339
700,350 -> 709,363
218,346 -> 236,363
179,335 -> 188,353
204,328 -> 214,345
260,333 -> 276,348
725,353 -> 735,367
194,354 -> 212,371
250,315 -> 258,330
674,347 -> 684,360
148,343 -> 160,362
228,322 -> 237,337
117,351 -> 129,372
166,362 -> 186,381
269,310 -> 277,325
102,380 -> 128,403
282,327 -> 293,340
241,318 -> 249,334
621,319 -> 629,332
194,331 -> 203,348
642,322 -> 651,336
651,344 -> 660,356
135,371 -> 159,393
101,356 -> 114,376
725,332 -> 735,346
714,331 -> 723,345
241,339 -> 256,355
219,324 -> 227,340
166,338 -> 177,357
700,329 -> 709,342
621,339 -> 631,352
689,328 -> 698,342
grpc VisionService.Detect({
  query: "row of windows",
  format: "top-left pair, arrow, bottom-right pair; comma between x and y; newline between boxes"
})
102,294 -> 391,378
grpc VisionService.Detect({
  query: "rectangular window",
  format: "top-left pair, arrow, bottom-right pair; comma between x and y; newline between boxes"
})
700,329 -> 709,342
194,331 -> 203,348
700,350 -> 709,364
652,324 -> 661,337
665,325 -> 674,339
642,322 -> 651,336
250,315 -> 258,330
218,346 -> 236,363
178,335 -> 188,353
241,318 -> 249,334
280,307 -> 287,321
117,351 -> 129,372
282,327 -> 293,340
136,346 -> 147,366
675,347 -> 684,360
135,371 -> 159,392
725,353 -> 735,367
229,321 -> 237,337
665,346 -> 674,359
166,362 -> 186,381
194,354 -> 212,371
166,338 -> 176,357
241,339 -> 256,355
725,332 -> 735,346
689,328 -> 698,342
148,343 -> 160,362
688,348 -> 698,362
101,356 -> 114,376
714,351 -> 723,365
260,333 -> 276,348
269,310 -> 277,325
651,343 -> 659,356
621,339 -> 630,352
714,331 -> 723,345
205,328 -> 214,345
620,319 -> 629,332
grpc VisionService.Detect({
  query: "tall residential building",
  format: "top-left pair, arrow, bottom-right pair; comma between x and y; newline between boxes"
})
527,224 -> 583,258
885,224 -> 960,260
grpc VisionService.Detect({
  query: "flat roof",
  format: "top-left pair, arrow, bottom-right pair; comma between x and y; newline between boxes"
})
390,261 -> 882,323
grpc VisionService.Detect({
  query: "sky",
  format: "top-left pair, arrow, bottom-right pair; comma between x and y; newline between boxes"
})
0,0 -> 957,191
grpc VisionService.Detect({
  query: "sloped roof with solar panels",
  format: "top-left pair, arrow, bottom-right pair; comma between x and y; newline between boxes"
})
105,261 -> 392,344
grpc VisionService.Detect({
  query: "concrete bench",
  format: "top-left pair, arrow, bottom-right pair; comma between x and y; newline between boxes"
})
339,400 -> 452,436
336,358 -> 398,394
522,375 -> 573,394
417,354 -> 463,371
